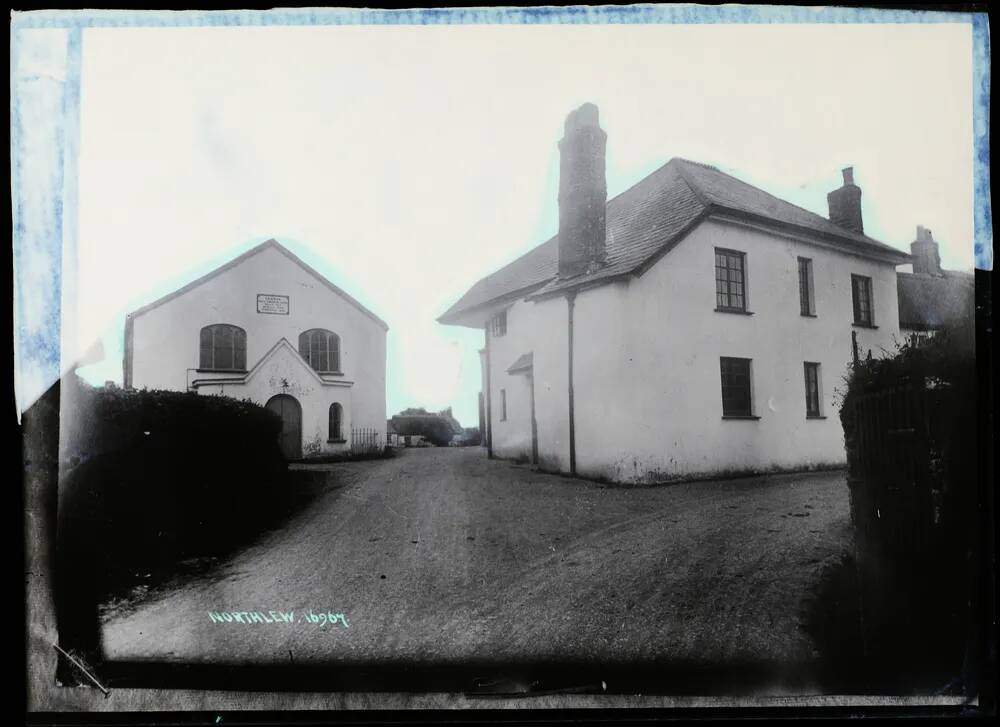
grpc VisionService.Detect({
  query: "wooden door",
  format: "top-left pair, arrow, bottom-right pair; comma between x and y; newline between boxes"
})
265,394 -> 302,460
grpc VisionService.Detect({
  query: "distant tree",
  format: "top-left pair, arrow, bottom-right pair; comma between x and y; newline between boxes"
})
390,414 -> 454,446
437,406 -> 464,434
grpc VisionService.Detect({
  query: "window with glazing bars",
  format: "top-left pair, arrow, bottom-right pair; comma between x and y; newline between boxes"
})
715,249 -> 747,311
490,311 -> 507,337
798,257 -> 815,315
851,275 -> 873,326
299,329 -> 341,372
199,324 -> 247,371
720,357 -> 753,417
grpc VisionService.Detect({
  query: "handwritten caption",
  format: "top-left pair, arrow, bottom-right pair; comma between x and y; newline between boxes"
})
208,610 -> 349,628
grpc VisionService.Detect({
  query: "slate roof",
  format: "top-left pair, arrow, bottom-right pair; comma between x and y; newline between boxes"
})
438,158 -> 910,325
897,271 -> 975,331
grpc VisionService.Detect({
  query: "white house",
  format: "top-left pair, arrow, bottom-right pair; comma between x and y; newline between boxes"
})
124,239 -> 388,459
439,103 -> 912,483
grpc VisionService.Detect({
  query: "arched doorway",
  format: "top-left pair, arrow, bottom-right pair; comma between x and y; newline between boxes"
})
265,394 -> 302,460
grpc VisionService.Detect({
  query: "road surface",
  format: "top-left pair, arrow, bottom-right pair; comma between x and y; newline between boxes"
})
101,447 -> 851,682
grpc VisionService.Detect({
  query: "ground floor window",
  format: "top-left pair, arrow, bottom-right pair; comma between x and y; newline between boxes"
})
329,402 -> 344,441
804,362 -> 822,417
720,357 -> 753,417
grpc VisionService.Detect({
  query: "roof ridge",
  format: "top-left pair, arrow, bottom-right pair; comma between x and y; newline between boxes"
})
672,158 -> 712,208
675,158 -> 888,245
672,157 -> 720,172
440,156 -> 910,326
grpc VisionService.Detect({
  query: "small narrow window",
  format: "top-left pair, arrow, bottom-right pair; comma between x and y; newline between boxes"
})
804,362 -> 822,418
798,257 -> 815,316
329,403 -> 343,440
720,357 -> 753,418
851,275 -> 874,326
500,389 -> 507,421
490,311 -> 507,337
199,324 -> 247,371
715,248 -> 747,312
299,329 -> 341,372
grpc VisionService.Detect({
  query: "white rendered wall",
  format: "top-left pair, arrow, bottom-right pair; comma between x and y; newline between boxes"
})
484,218 -> 902,482
129,244 -> 386,450
195,342 -> 353,456
572,218 -> 901,482
485,295 -> 570,471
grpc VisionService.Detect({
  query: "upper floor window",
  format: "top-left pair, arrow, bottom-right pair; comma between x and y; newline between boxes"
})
715,248 -> 747,312
490,311 -> 507,337
199,324 -> 247,371
851,275 -> 874,327
500,388 -> 507,421
299,329 -> 341,373
798,257 -> 815,316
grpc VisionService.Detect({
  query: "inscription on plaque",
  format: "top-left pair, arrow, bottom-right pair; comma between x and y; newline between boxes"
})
257,294 -> 289,315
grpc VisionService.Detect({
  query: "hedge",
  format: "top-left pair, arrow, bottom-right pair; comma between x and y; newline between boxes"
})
838,321 -> 978,689
57,380 -> 289,617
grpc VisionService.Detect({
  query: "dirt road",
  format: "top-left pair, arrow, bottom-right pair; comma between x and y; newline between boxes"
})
102,447 -> 851,681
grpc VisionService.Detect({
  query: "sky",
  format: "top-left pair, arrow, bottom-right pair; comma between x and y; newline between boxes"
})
71,21 -> 977,427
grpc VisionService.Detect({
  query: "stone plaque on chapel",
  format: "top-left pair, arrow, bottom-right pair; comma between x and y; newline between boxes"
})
256,293 -> 289,315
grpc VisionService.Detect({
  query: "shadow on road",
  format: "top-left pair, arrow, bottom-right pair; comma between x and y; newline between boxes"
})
799,552 -> 865,693
800,549 -> 975,697
95,466 -> 335,624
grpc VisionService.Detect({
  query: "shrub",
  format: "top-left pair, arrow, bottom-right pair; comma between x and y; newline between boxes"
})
840,322 -> 974,435
390,414 -> 457,446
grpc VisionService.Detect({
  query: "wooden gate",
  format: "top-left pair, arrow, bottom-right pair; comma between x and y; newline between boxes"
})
847,380 -> 938,561
844,374 -> 974,675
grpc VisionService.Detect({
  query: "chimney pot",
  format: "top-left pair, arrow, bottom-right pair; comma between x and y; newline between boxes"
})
842,167 -> 855,186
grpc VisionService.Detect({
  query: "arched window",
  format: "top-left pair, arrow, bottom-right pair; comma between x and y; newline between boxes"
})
200,324 -> 247,371
329,403 -> 344,441
299,329 -> 341,373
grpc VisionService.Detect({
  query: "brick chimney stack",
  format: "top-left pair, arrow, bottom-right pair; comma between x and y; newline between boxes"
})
558,103 -> 607,278
827,166 -> 864,234
911,225 -> 944,276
